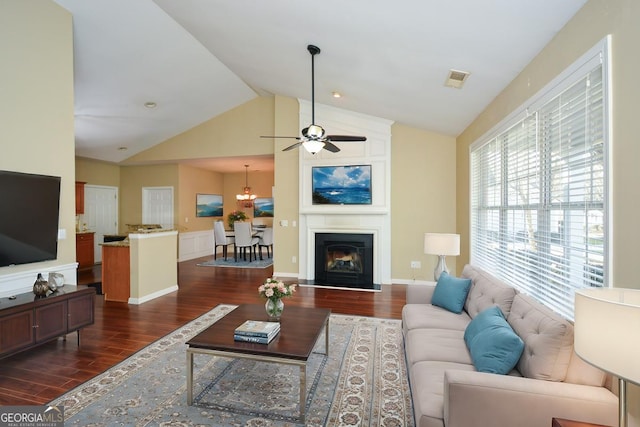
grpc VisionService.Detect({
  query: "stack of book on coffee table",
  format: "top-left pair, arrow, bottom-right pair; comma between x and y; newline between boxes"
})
234,320 -> 280,344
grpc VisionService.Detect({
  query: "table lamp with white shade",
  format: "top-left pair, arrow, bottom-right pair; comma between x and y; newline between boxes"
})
574,287 -> 640,427
423,233 -> 460,281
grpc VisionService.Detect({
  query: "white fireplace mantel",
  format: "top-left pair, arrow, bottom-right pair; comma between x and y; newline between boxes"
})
297,100 -> 393,285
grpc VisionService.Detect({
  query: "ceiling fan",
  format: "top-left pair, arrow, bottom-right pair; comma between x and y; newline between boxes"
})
261,44 -> 367,154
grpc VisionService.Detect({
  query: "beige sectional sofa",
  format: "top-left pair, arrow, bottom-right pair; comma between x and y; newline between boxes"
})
402,264 -> 618,427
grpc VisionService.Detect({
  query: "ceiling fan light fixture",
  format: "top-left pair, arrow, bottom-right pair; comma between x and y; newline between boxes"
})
306,124 -> 325,139
260,44 -> 366,153
303,140 -> 325,154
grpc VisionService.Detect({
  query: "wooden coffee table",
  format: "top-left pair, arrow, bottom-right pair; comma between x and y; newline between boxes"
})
186,304 -> 331,421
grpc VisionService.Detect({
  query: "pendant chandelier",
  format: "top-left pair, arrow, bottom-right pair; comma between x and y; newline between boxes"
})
236,164 -> 257,207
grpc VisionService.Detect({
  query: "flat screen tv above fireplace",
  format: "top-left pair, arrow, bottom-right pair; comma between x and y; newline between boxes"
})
312,165 -> 372,205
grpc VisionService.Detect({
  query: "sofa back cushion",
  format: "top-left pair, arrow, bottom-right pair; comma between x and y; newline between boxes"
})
565,350 -> 607,387
462,264 -> 517,319
507,293 -> 574,381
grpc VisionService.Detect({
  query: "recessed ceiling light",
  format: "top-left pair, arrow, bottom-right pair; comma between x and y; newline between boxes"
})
444,69 -> 470,89
144,101 -> 157,108
332,91 -> 342,98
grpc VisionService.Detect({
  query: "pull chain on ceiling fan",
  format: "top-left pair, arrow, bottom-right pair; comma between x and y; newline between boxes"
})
261,44 -> 367,154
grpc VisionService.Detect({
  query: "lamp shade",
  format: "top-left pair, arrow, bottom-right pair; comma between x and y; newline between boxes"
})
574,288 -> 640,385
424,233 -> 460,256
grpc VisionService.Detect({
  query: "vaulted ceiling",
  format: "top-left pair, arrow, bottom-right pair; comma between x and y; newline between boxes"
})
54,0 -> 587,172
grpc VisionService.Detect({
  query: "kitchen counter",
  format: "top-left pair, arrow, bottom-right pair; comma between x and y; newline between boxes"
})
100,229 -> 176,247
101,230 -> 178,304
101,239 -> 129,247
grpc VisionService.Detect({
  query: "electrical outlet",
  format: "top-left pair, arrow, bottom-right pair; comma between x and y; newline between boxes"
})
410,261 -> 421,269
292,256 -> 297,263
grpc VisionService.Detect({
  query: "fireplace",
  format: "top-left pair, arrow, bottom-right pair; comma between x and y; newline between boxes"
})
314,233 -> 376,290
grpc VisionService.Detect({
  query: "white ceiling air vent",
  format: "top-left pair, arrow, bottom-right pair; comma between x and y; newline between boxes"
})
444,69 -> 470,89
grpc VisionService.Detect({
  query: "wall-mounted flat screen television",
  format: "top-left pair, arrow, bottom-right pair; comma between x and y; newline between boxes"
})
312,165 -> 372,205
0,170 -> 61,267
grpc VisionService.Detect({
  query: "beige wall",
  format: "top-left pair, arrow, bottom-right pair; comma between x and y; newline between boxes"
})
76,157 -> 121,187
123,96 -> 275,163
391,124 -> 457,280
456,0 -> 640,422
0,1 -> 75,279
129,231 -> 177,301
119,164 -> 180,233
177,164 -> 223,232
272,96 -> 301,272
76,159 -> 274,235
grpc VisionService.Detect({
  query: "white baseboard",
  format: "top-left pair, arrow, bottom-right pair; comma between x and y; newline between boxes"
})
178,230 -> 214,262
272,271 -> 298,279
128,284 -> 179,305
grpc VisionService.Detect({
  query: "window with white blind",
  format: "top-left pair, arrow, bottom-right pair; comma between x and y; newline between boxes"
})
470,38 -> 610,320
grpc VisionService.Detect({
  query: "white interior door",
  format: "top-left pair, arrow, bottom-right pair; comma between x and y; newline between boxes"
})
84,185 -> 118,263
142,186 -> 174,229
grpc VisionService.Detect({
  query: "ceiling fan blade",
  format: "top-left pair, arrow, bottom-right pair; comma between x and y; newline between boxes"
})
282,141 -> 304,151
260,135 -> 301,139
323,141 -> 341,153
326,135 -> 367,142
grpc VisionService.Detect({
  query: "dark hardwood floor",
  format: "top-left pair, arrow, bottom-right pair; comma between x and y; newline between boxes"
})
0,256 -> 407,405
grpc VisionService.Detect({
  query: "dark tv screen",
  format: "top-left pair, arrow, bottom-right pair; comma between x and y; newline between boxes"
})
0,170 -> 61,267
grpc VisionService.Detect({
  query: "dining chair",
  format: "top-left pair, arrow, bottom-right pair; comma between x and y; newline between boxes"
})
213,221 -> 234,260
258,227 -> 274,259
233,222 -> 259,262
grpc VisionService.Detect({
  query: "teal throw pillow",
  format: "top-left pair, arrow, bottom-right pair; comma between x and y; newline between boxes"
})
431,272 -> 472,314
464,305 -> 524,375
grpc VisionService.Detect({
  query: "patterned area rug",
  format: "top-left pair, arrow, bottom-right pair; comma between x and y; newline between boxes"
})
49,304 -> 414,426
197,257 -> 273,268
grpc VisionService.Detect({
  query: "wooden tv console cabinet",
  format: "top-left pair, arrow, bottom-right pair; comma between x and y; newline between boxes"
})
0,285 -> 95,359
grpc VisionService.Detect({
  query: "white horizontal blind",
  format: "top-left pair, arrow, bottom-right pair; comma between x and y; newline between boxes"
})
470,41 -> 608,320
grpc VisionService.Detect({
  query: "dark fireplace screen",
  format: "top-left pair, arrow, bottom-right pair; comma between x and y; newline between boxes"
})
326,244 -> 363,274
314,233 -> 374,289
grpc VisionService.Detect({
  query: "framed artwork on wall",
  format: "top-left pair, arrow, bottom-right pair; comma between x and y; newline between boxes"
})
196,194 -> 223,217
312,165 -> 372,205
254,197 -> 274,217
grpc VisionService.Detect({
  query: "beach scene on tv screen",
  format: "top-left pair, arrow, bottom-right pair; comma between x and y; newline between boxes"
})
312,165 -> 372,205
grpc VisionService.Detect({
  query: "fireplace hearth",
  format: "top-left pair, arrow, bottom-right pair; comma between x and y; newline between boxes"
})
314,233 -> 376,290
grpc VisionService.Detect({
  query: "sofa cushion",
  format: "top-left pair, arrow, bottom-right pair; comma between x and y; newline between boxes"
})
431,272 -> 472,314
410,360 -> 477,427
405,328 -> 473,366
464,305 -> 524,374
462,264 -> 518,319
402,304 -> 472,336
506,293 -> 574,381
